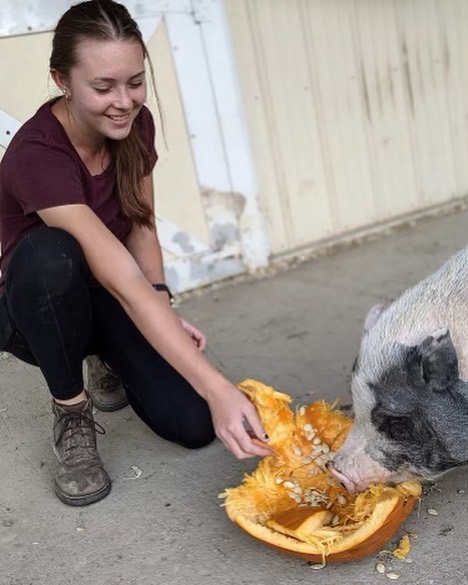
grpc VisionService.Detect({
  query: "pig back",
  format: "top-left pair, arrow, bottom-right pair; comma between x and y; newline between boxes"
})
362,247 -> 468,381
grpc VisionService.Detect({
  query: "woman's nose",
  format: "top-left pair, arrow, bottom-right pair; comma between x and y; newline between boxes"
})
114,87 -> 132,109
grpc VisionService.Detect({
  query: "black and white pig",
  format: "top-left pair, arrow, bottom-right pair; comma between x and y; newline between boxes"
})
328,247 -> 468,493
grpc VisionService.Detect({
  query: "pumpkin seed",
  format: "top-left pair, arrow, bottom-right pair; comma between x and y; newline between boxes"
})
299,406 -> 306,416
275,477 -> 284,485
309,562 -> 326,570
427,508 -> 438,516
337,495 -> 347,506
386,573 -> 400,580
312,437 -> 321,445
311,445 -> 324,458
283,481 -> 296,489
314,456 -> 325,468
375,562 -> 386,574
293,446 -> 303,456
288,492 -> 302,504
303,423 -> 313,432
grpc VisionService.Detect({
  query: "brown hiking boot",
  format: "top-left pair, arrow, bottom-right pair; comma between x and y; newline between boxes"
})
53,395 -> 111,506
84,355 -> 128,412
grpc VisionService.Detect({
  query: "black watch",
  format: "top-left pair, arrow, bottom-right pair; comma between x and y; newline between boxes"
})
152,283 -> 174,305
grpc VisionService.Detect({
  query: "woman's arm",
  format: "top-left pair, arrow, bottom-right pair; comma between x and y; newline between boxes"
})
125,174 -> 207,348
38,204 -> 272,459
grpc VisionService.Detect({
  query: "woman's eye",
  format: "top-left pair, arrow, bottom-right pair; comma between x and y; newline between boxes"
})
129,81 -> 143,89
94,87 -> 111,94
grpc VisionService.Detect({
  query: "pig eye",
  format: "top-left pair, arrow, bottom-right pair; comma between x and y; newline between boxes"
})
386,416 -> 416,441
372,412 -> 416,442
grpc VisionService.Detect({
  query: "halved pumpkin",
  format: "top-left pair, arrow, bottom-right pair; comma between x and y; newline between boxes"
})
221,379 -> 421,563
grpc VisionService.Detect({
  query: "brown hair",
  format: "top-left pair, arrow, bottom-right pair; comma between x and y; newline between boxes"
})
50,0 -> 158,227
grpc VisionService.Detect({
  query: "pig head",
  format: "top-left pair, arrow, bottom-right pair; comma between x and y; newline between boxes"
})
330,249 -> 468,492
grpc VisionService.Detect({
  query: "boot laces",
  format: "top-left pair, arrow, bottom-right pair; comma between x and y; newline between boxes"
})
54,412 -> 106,464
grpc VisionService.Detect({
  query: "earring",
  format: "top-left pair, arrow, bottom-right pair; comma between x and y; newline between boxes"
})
62,89 -> 71,101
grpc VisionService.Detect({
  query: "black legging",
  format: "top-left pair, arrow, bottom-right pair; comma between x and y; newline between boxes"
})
1,226 -> 215,449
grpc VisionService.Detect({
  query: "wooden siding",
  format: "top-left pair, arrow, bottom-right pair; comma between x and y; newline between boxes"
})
225,0 -> 468,257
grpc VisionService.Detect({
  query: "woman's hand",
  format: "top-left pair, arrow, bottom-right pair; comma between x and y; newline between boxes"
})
178,320 -> 272,458
179,317 -> 207,350
207,383 -> 274,459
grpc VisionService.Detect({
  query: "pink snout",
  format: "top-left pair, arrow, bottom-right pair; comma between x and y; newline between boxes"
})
326,461 -> 358,493
327,455 -> 407,493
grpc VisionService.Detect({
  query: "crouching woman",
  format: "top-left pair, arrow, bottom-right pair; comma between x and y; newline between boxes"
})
0,0 -> 270,506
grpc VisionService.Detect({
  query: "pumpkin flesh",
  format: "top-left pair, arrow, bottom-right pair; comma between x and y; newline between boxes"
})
222,379 -> 421,563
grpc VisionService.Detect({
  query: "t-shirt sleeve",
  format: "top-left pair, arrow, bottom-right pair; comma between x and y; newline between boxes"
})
3,137 -> 86,215
136,105 -> 158,173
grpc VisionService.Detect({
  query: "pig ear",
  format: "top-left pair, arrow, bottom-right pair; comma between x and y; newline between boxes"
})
417,329 -> 459,392
364,303 -> 387,333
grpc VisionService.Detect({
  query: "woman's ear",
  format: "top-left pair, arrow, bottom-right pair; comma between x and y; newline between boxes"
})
50,68 -> 70,98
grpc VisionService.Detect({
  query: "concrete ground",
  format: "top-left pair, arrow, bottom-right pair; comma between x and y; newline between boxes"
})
2,209 -> 468,585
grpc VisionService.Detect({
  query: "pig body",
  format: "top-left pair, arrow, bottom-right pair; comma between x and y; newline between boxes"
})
330,248 -> 468,492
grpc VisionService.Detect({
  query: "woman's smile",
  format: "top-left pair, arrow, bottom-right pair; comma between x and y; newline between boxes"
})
105,112 -> 132,127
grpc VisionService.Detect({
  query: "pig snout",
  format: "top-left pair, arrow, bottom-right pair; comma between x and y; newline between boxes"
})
327,455 -> 394,492
326,461 -> 358,493
328,427 -> 395,492
328,452 -> 393,493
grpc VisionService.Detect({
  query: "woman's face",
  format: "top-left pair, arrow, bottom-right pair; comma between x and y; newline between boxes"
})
65,38 -> 147,142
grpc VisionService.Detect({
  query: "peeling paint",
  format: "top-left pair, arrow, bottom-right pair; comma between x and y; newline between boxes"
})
165,255 -> 245,294
163,187 -> 253,292
209,223 -> 239,251
172,231 -> 196,254
201,187 -> 246,251
201,187 -> 247,218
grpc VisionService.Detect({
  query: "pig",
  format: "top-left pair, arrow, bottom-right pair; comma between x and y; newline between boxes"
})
328,247 -> 468,493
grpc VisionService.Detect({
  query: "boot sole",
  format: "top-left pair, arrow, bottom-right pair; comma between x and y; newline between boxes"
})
91,397 -> 129,412
55,480 -> 112,507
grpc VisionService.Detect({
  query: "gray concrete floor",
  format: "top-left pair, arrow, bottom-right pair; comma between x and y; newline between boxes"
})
2,209 -> 468,585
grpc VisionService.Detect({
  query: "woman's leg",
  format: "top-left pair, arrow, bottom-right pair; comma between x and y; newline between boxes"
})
5,227 -> 92,397
90,287 -> 216,450
4,226 -> 110,505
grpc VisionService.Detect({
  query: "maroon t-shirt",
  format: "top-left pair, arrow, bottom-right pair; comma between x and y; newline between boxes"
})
0,100 -> 158,289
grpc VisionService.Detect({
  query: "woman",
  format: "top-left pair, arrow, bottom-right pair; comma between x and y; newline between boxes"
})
0,0 -> 271,507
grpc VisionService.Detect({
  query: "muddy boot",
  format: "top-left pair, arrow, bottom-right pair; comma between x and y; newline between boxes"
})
53,395 -> 111,506
84,354 -> 128,412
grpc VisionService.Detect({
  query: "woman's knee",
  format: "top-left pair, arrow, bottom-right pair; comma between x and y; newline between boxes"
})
177,421 -> 216,450
148,409 -> 215,449
127,390 -> 216,449
166,399 -> 216,448
6,226 -> 90,295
